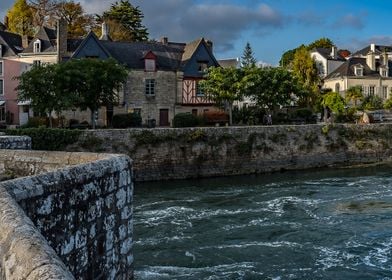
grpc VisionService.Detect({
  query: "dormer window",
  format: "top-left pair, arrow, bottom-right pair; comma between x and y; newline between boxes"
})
354,65 -> 363,76
144,51 -> 157,72
145,59 -> 156,72
33,39 -> 41,53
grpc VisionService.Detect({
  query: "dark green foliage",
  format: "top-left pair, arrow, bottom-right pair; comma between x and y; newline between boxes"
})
172,113 -> 200,128
112,113 -> 142,128
100,0 -> 149,41
241,42 -> 257,68
23,116 -> 48,128
4,127 -> 81,150
360,95 -> 383,111
232,106 -> 264,125
80,135 -> 105,151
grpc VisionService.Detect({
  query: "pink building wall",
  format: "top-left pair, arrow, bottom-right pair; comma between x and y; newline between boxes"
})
4,59 -> 21,125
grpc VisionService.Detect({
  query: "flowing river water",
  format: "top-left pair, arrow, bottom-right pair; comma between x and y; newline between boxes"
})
134,165 -> 392,279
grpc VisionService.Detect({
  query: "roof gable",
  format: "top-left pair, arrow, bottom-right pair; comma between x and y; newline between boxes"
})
23,26 -> 57,53
181,38 -> 219,77
72,31 -> 112,59
0,30 -> 22,56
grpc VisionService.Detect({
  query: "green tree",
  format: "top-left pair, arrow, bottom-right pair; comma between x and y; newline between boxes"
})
17,63 -> 75,127
200,67 -> 244,125
360,95 -> 383,111
384,96 -> 392,110
6,0 -> 34,36
62,58 -> 128,128
279,47 -> 300,68
345,86 -> 363,107
321,91 -> 346,115
241,42 -> 257,68
243,67 -> 301,111
307,37 -> 334,50
292,46 -> 320,107
55,1 -> 96,38
99,0 -> 149,41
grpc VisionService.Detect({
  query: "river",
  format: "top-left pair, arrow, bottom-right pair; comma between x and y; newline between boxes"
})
134,165 -> 392,279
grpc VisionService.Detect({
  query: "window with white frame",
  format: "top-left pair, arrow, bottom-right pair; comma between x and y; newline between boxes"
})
145,59 -> 156,72
33,40 -> 41,53
0,79 -> 3,95
355,66 -> 363,76
383,86 -> 388,99
369,85 -> 375,96
381,69 -> 388,77
145,79 -> 155,96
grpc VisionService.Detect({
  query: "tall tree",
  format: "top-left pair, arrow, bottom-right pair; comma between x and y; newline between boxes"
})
307,37 -> 334,50
200,67 -> 244,125
99,0 -> 149,41
29,0 -> 57,27
55,1 -> 96,38
6,0 -> 34,36
243,67 -> 301,111
62,58 -> 128,128
322,91 -> 346,115
16,63 -> 75,127
292,46 -> 320,107
241,42 -> 257,68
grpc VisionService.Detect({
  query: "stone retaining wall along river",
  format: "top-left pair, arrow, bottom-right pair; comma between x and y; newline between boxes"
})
67,123 -> 392,181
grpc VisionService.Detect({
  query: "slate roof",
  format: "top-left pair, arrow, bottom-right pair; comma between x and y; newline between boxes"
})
218,58 -> 240,68
325,57 -> 392,79
312,47 -> 346,61
100,40 -> 185,71
351,45 -> 392,57
0,30 -> 23,56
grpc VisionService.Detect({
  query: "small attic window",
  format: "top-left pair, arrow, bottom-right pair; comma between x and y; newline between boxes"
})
354,65 -> 363,76
33,39 -> 41,53
145,59 -> 156,72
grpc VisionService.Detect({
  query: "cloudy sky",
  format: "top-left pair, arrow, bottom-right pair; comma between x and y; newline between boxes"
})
1,0 -> 392,65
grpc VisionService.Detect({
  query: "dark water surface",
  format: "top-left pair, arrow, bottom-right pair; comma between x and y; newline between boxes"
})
134,165 -> 392,279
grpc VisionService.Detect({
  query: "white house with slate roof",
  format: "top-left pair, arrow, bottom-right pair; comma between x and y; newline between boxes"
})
323,47 -> 392,100
310,46 -> 346,78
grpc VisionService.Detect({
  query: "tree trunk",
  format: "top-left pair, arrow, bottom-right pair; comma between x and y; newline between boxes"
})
48,112 -> 53,128
228,102 -> 233,126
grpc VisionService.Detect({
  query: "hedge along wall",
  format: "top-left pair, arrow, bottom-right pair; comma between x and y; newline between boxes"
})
0,150 -> 133,280
66,124 -> 392,181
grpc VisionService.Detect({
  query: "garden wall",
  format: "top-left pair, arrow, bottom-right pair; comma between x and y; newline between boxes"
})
68,124 -> 392,181
0,150 -> 133,280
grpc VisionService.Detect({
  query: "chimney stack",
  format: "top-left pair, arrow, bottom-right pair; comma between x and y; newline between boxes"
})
56,18 -> 67,62
160,37 -> 168,45
366,51 -> 376,71
4,16 -> 9,30
22,35 -> 29,49
330,45 -> 337,59
206,39 -> 213,53
99,22 -> 111,41
370,43 -> 376,53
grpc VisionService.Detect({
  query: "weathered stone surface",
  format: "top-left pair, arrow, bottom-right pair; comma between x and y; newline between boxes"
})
0,136 -> 31,150
66,124 -> 392,181
0,149 -> 134,280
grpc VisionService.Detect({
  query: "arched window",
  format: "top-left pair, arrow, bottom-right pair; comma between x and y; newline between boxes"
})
33,39 -> 41,53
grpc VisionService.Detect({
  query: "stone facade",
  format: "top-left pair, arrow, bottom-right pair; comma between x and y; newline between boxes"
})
0,135 -> 31,149
121,70 -> 178,126
67,124 -> 392,182
0,149 -> 134,280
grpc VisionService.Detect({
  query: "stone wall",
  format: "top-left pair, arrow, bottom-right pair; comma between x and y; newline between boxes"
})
67,124 -> 392,181
0,150 -> 133,280
0,135 -> 31,150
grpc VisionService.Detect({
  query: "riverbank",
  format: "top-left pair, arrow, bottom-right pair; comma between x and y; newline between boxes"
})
65,123 -> 392,182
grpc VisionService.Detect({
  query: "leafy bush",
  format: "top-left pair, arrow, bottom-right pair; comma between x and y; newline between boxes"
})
4,127 -> 81,150
112,113 -> 142,128
360,95 -> 383,111
232,106 -> 263,125
384,97 -> 392,109
22,117 -> 48,128
172,113 -> 200,128
292,108 -> 313,119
